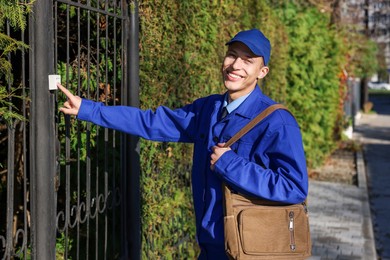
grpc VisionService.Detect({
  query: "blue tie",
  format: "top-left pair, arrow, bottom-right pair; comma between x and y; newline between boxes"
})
220,107 -> 228,119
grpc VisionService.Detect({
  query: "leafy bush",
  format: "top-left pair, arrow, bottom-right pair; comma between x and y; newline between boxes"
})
0,0 -> 32,125
273,3 -> 345,167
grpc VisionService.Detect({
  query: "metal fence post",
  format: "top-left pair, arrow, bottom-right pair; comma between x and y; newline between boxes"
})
29,0 -> 57,259
128,2 -> 141,259
121,1 -> 141,259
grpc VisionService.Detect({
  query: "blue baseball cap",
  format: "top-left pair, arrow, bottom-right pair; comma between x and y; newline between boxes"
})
226,29 -> 271,65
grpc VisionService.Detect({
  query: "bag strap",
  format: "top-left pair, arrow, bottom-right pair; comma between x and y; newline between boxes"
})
223,104 -> 288,148
222,104 -> 289,216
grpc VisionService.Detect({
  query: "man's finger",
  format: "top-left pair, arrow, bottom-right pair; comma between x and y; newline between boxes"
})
59,106 -> 76,115
57,83 -> 74,99
59,107 -> 68,113
63,101 -> 70,109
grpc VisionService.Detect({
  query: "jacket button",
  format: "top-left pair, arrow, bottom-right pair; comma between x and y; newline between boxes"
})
213,136 -> 219,143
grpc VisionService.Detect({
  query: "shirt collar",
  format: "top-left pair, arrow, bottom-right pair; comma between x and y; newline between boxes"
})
223,90 -> 253,114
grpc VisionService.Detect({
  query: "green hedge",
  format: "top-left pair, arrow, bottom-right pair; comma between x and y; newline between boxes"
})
277,3 -> 345,167
137,1 -> 369,258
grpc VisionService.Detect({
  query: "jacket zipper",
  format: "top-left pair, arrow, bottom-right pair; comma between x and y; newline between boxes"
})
289,211 -> 296,251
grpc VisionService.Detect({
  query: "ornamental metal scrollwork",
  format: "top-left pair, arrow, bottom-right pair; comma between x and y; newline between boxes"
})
56,188 -> 121,232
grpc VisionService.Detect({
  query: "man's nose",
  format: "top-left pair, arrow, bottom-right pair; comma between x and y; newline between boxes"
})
231,57 -> 244,69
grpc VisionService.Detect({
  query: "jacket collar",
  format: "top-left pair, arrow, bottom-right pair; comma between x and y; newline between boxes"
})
228,86 -> 266,119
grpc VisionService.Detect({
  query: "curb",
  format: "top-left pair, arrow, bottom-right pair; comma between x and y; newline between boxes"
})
356,149 -> 377,259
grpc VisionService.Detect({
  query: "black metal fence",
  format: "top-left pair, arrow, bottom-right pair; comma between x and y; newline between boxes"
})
1,0 -> 140,259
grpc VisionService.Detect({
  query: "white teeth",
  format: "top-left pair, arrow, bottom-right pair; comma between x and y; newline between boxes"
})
229,73 -> 242,79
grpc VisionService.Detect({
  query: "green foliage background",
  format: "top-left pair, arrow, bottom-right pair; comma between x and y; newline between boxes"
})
0,0 -> 32,124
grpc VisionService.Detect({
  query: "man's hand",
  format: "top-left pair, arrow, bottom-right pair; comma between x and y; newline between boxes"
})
57,83 -> 82,116
210,143 -> 231,170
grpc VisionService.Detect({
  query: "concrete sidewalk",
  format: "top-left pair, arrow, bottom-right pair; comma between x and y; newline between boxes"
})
307,139 -> 377,258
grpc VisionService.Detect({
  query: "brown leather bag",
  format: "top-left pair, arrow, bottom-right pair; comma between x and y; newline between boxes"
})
223,104 -> 311,259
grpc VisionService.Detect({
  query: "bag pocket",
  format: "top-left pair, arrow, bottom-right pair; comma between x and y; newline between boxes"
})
238,205 -> 310,256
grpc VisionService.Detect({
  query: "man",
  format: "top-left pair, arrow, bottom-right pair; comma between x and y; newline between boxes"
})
58,29 -> 308,259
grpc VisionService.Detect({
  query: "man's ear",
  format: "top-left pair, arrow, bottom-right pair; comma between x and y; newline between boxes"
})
257,66 -> 269,80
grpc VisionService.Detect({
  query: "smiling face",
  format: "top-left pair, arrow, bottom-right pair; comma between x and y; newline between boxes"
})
222,42 -> 269,101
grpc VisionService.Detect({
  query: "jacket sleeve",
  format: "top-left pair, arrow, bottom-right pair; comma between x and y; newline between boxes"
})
77,99 -> 197,142
213,122 -> 308,204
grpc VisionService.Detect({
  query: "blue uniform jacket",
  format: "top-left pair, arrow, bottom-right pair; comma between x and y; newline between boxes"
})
77,86 -> 308,258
